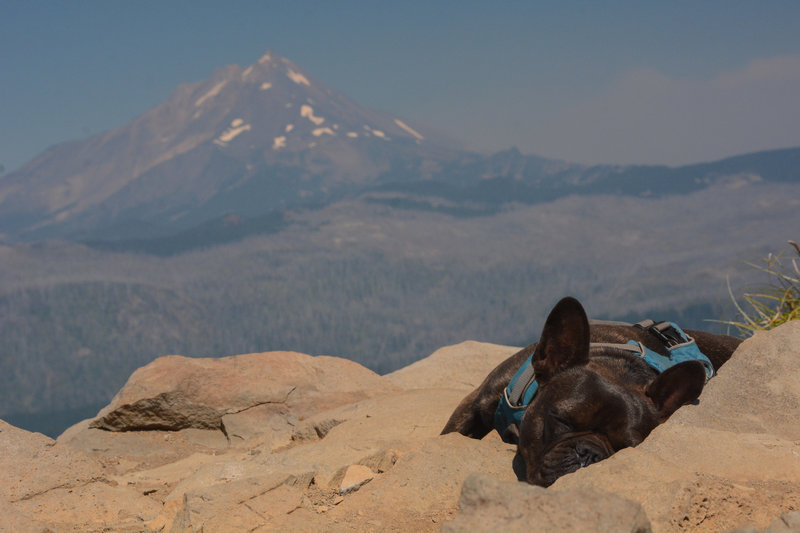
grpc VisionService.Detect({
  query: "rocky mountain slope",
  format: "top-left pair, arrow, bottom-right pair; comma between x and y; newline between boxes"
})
2,322 -> 800,532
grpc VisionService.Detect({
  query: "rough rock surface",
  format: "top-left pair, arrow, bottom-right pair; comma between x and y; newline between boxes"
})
2,326 -> 800,532
89,351 -> 396,434
442,473 -> 651,533
384,340 -> 518,390
0,418 -> 160,532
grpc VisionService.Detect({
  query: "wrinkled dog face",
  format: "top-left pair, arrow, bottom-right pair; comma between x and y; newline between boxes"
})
517,367 -> 660,487
511,297 -> 708,487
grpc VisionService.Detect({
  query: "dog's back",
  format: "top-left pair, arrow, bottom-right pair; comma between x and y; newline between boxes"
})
442,307 -> 741,443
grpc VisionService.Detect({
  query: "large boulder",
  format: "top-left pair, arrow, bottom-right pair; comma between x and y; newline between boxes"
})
89,351 -> 397,435
58,350 -> 402,477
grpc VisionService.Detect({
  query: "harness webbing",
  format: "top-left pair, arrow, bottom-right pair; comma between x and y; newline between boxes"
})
493,319 -> 715,441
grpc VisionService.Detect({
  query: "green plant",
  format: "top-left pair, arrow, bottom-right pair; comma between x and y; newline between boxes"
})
724,241 -> 800,336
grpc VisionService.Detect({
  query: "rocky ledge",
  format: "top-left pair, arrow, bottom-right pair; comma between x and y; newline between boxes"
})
2,324 -> 800,532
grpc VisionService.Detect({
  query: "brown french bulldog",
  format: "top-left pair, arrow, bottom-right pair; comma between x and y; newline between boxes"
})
441,297 -> 741,487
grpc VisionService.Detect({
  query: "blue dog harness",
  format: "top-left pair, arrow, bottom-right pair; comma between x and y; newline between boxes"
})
493,319 -> 715,439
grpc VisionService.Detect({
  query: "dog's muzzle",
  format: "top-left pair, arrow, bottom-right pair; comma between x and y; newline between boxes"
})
532,433 -> 613,486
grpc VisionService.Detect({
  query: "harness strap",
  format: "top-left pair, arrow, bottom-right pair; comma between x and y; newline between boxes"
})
495,318 -> 716,441
505,341 -> 642,408
587,319 -> 639,327
589,342 -> 642,353
506,362 -> 536,408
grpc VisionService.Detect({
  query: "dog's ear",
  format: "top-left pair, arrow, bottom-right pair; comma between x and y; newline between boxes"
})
533,297 -> 590,383
646,361 -> 706,422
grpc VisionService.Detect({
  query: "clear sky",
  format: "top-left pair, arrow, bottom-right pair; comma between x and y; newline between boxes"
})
3,1 -> 800,173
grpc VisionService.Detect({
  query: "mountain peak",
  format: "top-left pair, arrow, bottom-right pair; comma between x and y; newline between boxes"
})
257,50 -> 274,65
0,51 -> 459,240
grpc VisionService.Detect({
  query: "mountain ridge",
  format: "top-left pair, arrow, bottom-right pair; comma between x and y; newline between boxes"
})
65,144 -> 800,256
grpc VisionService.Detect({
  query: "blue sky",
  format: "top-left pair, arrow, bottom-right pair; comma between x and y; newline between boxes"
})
3,1 -> 800,172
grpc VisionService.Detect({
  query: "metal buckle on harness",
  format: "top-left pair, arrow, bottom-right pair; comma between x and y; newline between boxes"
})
635,320 -> 685,348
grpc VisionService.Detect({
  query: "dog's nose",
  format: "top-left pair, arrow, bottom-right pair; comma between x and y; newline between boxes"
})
575,442 -> 604,467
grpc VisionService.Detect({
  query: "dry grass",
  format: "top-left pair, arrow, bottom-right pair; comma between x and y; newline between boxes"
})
723,240 -> 800,335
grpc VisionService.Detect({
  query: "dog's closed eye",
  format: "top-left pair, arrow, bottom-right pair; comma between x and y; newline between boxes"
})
550,414 -> 574,433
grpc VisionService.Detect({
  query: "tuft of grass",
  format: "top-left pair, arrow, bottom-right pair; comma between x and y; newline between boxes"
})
722,240 -> 800,336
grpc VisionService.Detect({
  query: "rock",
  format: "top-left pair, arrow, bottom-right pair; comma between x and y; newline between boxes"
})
765,510 -> 800,532
339,464 -> 375,494
0,497 -> 48,533
272,432 -> 518,532
385,340 -> 518,391
58,417 -> 231,475
163,471 -> 314,533
291,417 -> 345,442
0,419 -> 160,532
442,473 -> 652,533
0,419 -> 102,503
668,321 -> 800,440
551,321 -> 800,532
90,351 -> 397,433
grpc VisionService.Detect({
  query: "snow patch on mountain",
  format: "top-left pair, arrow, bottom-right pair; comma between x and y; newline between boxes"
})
258,52 -> 272,64
287,69 -> 311,86
260,82 -> 273,91
242,66 -> 254,80
394,119 -> 424,141
301,105 -> 325,126
273,136 -> 287,150
195,80 -> 228,107
285,124 -> 294,133
214,119 -> 251,146
360,125 -> 388,140
312,127 -> 335,137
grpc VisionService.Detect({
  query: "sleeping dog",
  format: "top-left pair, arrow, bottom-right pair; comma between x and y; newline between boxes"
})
441,297 -> 741,486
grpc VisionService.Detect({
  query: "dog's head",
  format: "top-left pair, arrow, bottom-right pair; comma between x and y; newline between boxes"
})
517,297 -> 707,487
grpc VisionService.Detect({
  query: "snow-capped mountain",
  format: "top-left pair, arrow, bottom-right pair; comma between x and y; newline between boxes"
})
0,51 -> 462,239
3,49 -> 799,243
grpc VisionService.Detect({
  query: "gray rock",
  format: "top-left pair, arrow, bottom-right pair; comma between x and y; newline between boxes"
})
766,511 -> 800,533
442,473 -> 651,533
